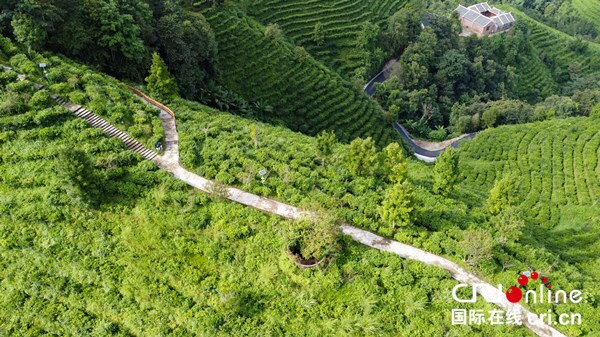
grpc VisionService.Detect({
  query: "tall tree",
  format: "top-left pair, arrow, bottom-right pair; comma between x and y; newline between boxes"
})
486,172 -> 522,215
316,130 -> 335,165
95,0 -> 150,78
312,22 -> 324,46
156,10 -> 217,99
378,181 -> 415,232
10,13 -> 45,54
145,52 -> 179,100
347,137 -> 378,177
432,147 -> 458,196
381,142 -> 407,184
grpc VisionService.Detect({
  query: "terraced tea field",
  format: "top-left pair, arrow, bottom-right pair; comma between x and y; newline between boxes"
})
573,0 -> 600,24
203,8 -> 398,146
513,46 -> 558,98
458,117 -> 599,230
237,0 -> 408,78
507,7 -> 600,76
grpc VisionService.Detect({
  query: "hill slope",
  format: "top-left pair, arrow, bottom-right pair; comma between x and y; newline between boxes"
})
458,117 -> 599,266
507,6 -> 600,77
1,61 -> 543,337
572,0 -> 600,25
237,0 -> 408,78
203,7 -> 398,146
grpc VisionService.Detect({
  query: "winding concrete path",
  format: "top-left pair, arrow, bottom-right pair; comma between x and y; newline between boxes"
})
140,94 -> 565,337
2,64 -> 565,337
363,62 -> 477,162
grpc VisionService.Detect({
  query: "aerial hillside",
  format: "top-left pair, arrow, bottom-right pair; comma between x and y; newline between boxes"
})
0,55 -> 550,337
235,0 -> 408,79
505,6 -> 600,79
202,6 -> 398,146
1,2 -> 599,334
572,0 -> 600,24
458,117 -> 599,266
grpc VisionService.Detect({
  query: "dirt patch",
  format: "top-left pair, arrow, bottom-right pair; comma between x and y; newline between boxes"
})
288,244 -> 329,269
413,134 -> 469,151
371,238 -> 391,246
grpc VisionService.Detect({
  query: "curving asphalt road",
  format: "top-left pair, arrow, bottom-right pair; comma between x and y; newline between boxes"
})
394,122 -> 477,157
364,61 -> 477,160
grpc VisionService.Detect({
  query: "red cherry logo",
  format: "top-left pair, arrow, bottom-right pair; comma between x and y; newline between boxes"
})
542,277 -> 549,283
531,271 -> 539,280
547,284 -> 552,289
506,286 -> 523,303
518,275 -> 529,286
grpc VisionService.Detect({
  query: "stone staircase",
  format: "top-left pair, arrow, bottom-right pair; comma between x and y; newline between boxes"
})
52,96 -> 158,161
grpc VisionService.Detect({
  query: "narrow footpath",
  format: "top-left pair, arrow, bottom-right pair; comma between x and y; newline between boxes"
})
1,62 -> 564,337
137,92 -> 564,337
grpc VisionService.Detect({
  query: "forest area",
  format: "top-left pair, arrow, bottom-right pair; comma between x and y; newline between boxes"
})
0,0 -> 599,336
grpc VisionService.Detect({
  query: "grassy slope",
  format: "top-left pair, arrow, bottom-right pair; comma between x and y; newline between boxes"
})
505,6 -> 600,75
237,0 -> 407,78
458,117 -> 600,263
171,96 -> 599,336
0,76 -> 538,337
511,40 -> 559,97
203,6 -> 398,147
3,53 -> 164,151
572,0 -> 600,24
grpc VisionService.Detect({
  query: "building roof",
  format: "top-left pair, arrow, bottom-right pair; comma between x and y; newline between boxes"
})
456,3 -> 515,30
468,2 -> 492,12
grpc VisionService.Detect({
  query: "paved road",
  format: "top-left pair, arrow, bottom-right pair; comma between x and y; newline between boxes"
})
363,61 -> 477,160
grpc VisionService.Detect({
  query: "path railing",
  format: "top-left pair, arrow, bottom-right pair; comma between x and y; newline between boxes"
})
126,85 -> 176,120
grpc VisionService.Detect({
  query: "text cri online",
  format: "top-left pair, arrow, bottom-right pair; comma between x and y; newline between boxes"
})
451,284 -> 583,326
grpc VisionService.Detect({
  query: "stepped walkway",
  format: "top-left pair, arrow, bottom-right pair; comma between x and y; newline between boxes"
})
1,64 -> 564,337
53,96 -> 158,161
121,91 -> 565,337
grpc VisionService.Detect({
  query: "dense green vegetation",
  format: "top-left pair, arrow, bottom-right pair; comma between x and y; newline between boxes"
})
202,6 -> 398,146
370,4 -> 599,139
572,0 -> 600,25
1,39 -> 163,150
235,0 -> 408,80
458,117 -> 599,264
168,94 -> 599,337
1,1 -> 599,335
501,0 -> 599,41
460,118 -> 600,226
0,0 -> 217,99
0,62 -> 548,337
506,6 -> 600,79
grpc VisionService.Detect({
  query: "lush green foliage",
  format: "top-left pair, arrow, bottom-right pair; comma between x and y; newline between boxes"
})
572,0 -> 600,27
1,2 -> 599,335
145,52 -> 179,101
460,117 -> 598,221
505,6 -> 600,80
1,69 -> 546,337
373,10 -> 522,136
0,0 -> 217,97
433,147 -> 458,196
502,0 -> 599,40
1,49 -> 163,150
202,6 -> 398,146
459,117 -> 599,262
235,0 -> 409,80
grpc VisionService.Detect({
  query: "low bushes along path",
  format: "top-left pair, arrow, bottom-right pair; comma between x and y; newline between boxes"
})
6,65 -> 565,337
